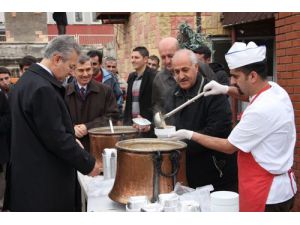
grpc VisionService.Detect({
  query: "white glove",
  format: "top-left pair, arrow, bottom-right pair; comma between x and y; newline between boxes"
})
203,80 -> 229,96
168,129 -> 193,141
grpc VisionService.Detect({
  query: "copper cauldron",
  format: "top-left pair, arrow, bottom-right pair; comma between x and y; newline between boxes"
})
109,138 -> 187,204
88,126 -> 138,169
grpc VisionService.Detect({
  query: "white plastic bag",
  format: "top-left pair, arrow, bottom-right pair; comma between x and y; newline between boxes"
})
86,177 -> 115,197
174,182 -> 214,212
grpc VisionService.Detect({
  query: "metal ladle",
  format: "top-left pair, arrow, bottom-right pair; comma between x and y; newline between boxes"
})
154,91 -> 206,128
109,118 -> 115,133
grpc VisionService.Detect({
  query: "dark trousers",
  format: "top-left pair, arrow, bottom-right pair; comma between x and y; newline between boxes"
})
265,196 -> 295,212
57,24 -> 66,35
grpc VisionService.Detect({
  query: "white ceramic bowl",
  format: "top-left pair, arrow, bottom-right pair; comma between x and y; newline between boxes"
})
141,203 -> 164,212
127,195 -> 149,210
154,126 -> 176,139
158,192 -> 179,207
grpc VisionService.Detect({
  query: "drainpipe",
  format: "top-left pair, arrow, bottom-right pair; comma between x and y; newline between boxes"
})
196,12 -> 201,33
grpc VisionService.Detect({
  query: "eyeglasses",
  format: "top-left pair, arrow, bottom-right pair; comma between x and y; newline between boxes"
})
106,66 -> 116,69
0,77 -> 10,81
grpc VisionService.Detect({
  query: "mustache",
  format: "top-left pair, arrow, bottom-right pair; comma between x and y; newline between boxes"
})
178,77 -> 189,83
233,84 -> 244,95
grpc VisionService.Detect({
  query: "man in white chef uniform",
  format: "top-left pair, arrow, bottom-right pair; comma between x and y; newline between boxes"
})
169,41 -> 297,212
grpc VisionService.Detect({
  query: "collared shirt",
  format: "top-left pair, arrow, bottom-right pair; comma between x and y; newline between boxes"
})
75,82 -> 87,100
77,83 -> 87,91
37,63 -> 53,77
131,74 -> 143,118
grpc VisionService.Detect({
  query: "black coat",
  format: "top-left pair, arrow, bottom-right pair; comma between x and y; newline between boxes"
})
6,64 -> 95,211
124,66 -> 156,125
209,62 -> 230,86
166,74 -> 237,191
52,12 -> 68,25
0,90 -> 10,164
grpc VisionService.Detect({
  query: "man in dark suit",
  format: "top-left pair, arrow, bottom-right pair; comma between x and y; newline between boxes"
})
0,90 -> 10,210
5,36 -> 101,211
124,46 -> 156,134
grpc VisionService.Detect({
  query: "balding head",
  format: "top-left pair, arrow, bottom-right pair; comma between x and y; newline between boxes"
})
158,37 -> 179,71
172,49 -> 198,66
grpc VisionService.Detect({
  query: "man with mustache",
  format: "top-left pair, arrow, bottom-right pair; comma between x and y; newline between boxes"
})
170,42 -> 297,211
165,49 -> 237,191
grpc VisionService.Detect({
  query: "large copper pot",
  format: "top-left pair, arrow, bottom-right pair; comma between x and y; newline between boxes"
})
88,126 -> 138,169
109,138 -> 187,204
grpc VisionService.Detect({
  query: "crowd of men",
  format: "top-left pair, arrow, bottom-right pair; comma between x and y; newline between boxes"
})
0,35 -> 297,212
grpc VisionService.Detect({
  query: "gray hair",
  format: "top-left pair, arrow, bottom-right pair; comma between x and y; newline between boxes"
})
77,54 -> 91,65
105,56 -> 117,62
43,35 -> 81,61
173,49 -> 198,65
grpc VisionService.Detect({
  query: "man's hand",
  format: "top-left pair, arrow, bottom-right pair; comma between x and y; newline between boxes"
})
132,115 -> 151,133
203,80 -> 229,96
168,129 -> 193,141
88,160 -> 102,177
74,124 -> 88,138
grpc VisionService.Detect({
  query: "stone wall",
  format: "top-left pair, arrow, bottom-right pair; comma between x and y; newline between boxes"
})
0,43 -> 112,77
5,12 -> 48,42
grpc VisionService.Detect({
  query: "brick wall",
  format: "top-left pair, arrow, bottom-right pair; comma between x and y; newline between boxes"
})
115,12 -> 196,80
47,24 -> 114,35
201,12 -> 228,36
275,12 -> 300,211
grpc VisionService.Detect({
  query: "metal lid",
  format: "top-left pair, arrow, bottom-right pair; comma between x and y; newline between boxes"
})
88,126 -> 137,135
116,138 -> 187,152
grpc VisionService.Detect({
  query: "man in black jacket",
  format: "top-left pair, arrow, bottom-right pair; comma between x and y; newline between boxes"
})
124,46 -> 156,133
0,90 -> 10,210
192,45 -> 229,86
6,36 -> 101,211
166,49 -> 237,191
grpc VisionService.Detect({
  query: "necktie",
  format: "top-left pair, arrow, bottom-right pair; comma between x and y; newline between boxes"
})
79,87 -> 86,100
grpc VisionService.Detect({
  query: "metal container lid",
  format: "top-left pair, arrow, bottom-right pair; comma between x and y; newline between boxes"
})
88,126 -> 137,135
116,138 -> 187,152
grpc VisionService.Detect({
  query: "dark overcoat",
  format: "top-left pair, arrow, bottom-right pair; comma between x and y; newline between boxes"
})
0,90 -> 10,164
65,79 -> 119,151
166,74 -> 238,191
6,64 -> 95,211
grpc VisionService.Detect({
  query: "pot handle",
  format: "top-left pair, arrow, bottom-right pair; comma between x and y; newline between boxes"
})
159,150 -> 181,178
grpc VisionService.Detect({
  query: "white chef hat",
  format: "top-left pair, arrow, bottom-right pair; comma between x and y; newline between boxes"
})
225,41 -> 266,69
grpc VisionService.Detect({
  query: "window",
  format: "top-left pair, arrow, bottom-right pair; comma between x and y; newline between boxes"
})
75,12 -> 83,23
92,12 -> 100,23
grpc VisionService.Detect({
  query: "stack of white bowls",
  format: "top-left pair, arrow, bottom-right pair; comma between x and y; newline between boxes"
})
210,191 -> 239,212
